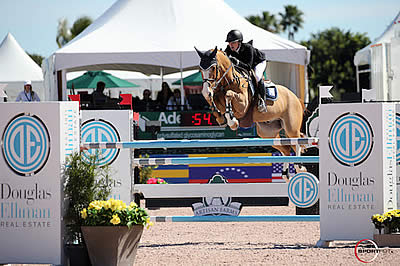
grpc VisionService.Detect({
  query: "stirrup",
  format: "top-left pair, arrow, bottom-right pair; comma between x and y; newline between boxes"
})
257,98 -> 267,112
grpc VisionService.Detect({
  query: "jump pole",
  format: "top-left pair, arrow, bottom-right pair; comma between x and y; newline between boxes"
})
150,215 -> 320,222
81,137 -> 319,150
133,156 -> 319,166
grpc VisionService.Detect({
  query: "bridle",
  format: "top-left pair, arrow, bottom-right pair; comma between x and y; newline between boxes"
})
201,56 -> 236,122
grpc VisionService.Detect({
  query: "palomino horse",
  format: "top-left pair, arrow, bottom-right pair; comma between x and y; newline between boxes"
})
195,47 -> 305,162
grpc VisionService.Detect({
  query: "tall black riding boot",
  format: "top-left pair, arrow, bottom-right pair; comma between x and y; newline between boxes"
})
257,80 -> 267,112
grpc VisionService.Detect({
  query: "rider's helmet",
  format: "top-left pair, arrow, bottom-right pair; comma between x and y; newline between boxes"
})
225,30 -> 243,42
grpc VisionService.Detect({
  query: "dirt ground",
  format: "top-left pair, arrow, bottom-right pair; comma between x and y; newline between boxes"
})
7,204 -> 400,266
134,204 -> 400,266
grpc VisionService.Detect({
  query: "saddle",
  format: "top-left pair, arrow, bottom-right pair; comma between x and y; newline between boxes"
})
236,75 -> 278,128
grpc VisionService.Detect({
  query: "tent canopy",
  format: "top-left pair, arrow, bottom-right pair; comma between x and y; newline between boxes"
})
354,11 -> 400,66
67,71 -> 139,89
0,33 -> 43,82
53,0 -> 309,75
172,71 -> 203,86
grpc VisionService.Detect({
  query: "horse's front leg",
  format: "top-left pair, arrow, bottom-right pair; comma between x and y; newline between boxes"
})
224,91 -> 239,130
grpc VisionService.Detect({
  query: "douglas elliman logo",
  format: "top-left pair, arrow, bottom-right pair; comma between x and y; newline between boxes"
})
1,113 -> 50,176
329,112 -> 374,167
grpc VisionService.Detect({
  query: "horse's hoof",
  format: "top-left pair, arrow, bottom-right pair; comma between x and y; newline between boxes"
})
294,164 -> 307,173
282,168 -> 289,183
230,123 -> 239,131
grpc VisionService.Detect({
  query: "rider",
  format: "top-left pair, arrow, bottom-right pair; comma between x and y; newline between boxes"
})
224,29 -> 267,112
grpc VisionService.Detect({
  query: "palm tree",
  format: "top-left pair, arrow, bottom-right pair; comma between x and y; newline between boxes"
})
70,16 -> 92,39
247,11 -> 281,33
279,5 -> 304,41
56,18 -> 70,48
56,16 -> 93,48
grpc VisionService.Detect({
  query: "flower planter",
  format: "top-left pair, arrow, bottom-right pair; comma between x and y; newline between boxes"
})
373,233 -> 400,247
81,225 -> 144,266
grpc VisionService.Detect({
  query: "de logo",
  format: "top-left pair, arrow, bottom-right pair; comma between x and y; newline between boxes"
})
81,119 -> 120,166
1,113 -> 50,176
328,113 -> 374,166
288,172 -> 319,208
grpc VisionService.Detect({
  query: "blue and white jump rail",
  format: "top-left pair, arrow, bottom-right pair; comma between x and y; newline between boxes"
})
80,137 -> 320,200
150,215 -> 320,223
133,155 -> 319,166
81,137 -> 319,150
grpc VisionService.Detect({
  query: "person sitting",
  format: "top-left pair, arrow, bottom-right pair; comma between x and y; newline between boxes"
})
166,89 -> 191,111
16,80 -> 40,102
155,82 -> 173,111
136,89 -> 155,111
91,81 -> 110,106
225,29 -> 267,112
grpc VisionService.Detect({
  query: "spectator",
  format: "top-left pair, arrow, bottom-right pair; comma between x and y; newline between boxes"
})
136,89 -> 155,111
155,82 -> 173,110
167,89 -> 191,111
16,80 -> 40,102
91,81 -> 110,105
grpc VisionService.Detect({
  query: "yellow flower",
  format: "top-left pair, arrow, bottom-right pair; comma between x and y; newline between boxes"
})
81,208 -> 88,219
110,214 -> 121,225
146,218 -> 153,229
89,201 -> 102,210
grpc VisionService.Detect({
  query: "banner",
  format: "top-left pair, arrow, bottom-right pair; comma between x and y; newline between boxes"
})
0,102 -> 79,264
319,103 -> 397,241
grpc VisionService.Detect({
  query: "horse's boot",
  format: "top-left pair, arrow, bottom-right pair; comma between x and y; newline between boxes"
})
257,80 -> 267,112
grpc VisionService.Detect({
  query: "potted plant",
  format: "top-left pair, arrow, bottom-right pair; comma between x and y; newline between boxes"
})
371,209 -> 400,247
80,198 -> 152,266
63,151 -> 113,266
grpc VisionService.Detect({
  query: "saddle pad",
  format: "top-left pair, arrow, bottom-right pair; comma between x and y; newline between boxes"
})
264,80 -> 278,101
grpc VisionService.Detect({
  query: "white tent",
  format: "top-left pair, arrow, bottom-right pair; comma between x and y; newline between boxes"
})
354,11 -> 400,66
0,33 -> 44,101
45,0 -> 309,101
354,11 -> 400,100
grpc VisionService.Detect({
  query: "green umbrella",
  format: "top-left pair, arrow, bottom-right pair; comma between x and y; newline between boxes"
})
67,71 -> 139,89
172,71 -> 203,86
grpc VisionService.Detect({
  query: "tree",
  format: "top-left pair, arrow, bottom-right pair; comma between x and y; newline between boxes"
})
70,16 -> 92,39
246,11 -> 281,33
56,16 -> 92,48
301,28 -> 370,99
279,5 -> 304,40
27,53 -> 44,67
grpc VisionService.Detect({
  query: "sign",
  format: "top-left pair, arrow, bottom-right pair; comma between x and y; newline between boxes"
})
319,103 -> 397,242
81,110 -> 133,204
395,108 -> 400,209
0,102 -> 79,265
191,175 -> 242,216
137,111 -> 257,139
288,172 -> 319,208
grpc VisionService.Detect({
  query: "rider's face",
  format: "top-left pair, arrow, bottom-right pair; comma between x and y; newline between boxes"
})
229,41 -> 240,52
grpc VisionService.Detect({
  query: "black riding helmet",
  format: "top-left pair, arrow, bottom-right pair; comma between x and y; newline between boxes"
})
225,30 -> 243,42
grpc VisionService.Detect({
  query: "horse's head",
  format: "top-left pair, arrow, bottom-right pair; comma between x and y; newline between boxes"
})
195,47 -> 232,102
195,46 -> 236,125
195,46 -> 218,101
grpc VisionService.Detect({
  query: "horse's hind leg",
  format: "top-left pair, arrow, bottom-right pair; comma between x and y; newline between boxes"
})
281,113 -> 307,177
256,121 -> 290,155
256,121 -> 293,182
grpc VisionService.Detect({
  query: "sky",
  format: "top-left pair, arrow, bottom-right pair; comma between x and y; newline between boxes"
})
0,0 -> 399,58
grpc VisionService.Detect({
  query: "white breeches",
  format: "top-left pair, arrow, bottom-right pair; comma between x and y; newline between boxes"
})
254,60 -> 267,82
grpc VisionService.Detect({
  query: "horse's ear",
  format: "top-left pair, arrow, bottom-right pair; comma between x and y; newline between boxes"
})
210,46 -> 218,58
194,46 -> 204,59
